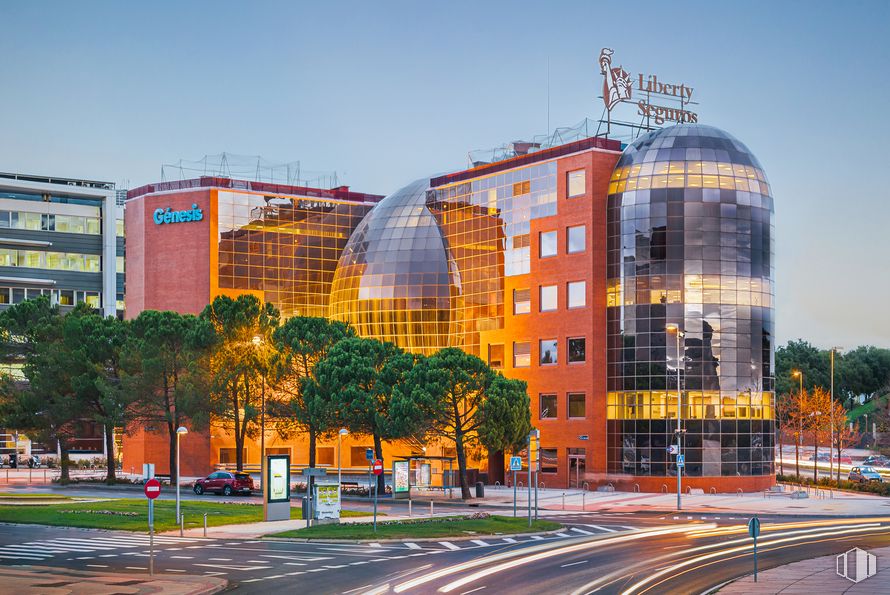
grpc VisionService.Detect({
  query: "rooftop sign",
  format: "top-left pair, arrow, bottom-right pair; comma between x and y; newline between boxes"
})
599,48 -> 698,126
153,204 -> 204,225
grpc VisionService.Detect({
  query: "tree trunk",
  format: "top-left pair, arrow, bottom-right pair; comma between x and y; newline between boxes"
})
104,423 -> 116,484
836,439 -> 841,483
455,430 -> 471,500
812,432 -> 818,483
168,429 -> 178,485
373,433 -> 385,494
794,425 -> 800,479
59,439 -> 71,483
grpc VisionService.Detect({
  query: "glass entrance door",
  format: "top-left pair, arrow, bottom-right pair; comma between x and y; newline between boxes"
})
568,448 -> 586,488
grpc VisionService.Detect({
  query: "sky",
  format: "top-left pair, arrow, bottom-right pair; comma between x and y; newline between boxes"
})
1,1 -> 888,349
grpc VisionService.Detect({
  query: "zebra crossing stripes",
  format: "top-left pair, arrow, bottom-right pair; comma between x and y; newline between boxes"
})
0,535 -> 207,561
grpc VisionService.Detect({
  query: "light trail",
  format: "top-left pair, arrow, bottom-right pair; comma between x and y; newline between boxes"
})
388,525 -> 710,594
433,526 -> 712,593
572,521 -> 883,594
619,524 -> 889,594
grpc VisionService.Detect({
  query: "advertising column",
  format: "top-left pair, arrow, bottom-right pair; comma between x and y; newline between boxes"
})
265,454 -> 290,521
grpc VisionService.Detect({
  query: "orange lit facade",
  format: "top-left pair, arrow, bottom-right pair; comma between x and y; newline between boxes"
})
123,124 -> 776,492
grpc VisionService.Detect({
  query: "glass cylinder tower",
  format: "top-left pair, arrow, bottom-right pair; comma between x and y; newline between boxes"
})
606,124 -> 775,482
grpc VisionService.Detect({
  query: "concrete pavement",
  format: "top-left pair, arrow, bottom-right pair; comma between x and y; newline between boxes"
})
0,565 -> 226,595
719,545 -> 890,594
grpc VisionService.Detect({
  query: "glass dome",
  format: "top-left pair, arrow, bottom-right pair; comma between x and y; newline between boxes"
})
606,124 -> 775,479
329,178 -> 462,354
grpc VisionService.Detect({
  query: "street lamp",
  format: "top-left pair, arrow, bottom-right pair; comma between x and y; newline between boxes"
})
175,426 -> 188,524
666,324 -> 685,511
829,347 -> 842,482
337,428 -> 349,489
791,369 -> 803,395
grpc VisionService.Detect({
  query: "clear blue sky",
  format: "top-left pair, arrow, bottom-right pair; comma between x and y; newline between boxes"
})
1,1 -> 888,349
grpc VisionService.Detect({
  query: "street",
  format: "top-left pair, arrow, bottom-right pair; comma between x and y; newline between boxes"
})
2,512 -> 889,593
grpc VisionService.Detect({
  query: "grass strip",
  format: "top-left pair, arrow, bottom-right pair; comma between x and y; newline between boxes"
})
0,498 -> 367,531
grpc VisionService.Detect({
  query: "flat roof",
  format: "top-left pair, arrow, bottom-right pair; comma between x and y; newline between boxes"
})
0,172 -> 115,190
127,176 -> 385,204
430,135 -> 622,188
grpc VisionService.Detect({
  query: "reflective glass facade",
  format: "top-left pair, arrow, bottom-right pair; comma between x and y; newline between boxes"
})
328,179 -> 462,354
426,162 -> 557,356
606,124 -> 775,478
217,190 -> 372,319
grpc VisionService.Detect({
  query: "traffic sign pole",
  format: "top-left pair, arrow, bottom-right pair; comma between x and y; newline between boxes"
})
144,477 -> 160,576
748,516 -> 760,582
513,470 -> 517,518
527,435 -> 532,528
372,459 -> 383,532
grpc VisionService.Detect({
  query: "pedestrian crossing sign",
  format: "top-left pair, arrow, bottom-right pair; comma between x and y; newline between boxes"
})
510,456 -> 522,471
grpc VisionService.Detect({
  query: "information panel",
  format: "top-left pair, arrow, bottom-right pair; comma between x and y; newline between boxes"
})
314,484 -> 341,520
393,460 -> 410,497
267,455 -> 290,504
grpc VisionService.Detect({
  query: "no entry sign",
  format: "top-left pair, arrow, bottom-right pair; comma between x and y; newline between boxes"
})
144,478 -> 161,500
372,459 -> 384,475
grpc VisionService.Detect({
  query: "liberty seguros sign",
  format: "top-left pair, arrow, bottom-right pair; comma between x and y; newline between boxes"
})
599,48 -> 698,125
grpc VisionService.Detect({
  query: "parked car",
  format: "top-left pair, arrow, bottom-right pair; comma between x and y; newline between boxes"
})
848,466 -> 883,483
862,455 -> 890,467
193,471 -> 254,496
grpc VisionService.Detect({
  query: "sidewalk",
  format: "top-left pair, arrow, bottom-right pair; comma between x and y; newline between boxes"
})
719,545 -> 890,593
473,484 -> 890,517
0,565 -> 226,595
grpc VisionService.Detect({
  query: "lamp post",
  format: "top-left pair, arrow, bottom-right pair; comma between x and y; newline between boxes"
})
666,324 -> 685,511
829,347 -> 842,482
337,428 -> 349,488
175,426 -> 188,524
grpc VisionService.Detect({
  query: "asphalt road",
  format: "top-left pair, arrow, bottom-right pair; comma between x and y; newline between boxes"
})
2,512 -> 889,593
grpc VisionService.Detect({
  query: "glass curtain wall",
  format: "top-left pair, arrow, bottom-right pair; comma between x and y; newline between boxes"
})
605,124 -> 775,478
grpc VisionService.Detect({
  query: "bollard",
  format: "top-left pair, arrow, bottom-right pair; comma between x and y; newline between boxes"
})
29,468 -> 32,483
562,492 -> 565,510
737,488 -> 743,497
662,484 -> 668,494
582,491 -> 586,511
633,483 -> 640,493
429,500 -> 434,517
180,515 -> 184,537
203,513 -> 207,538
44,469 -> 47,483
408,499 -> 412,517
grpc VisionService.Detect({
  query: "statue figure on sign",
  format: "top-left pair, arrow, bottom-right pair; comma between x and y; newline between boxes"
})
599,48 -> 632,111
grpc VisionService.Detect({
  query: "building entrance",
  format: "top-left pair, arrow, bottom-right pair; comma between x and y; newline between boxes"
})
568,448 -> 586,488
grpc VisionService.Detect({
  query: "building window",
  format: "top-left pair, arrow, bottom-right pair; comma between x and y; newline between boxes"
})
513,341 -> 531,368
513,180 -> 530,196
540,338 -> 557,365
539,230 -> 557,258
350,446 -> 374,467
540,285 -> 557,312
567,281 -> 586,308
513,288 -> 530,315
488,344 -> 504,369
218,448 -> 246,465
568,337 -> 586,363
567,169 -> 586,198
316,446 -> 335,466
568,393 -> 586,418
541,447 -> 558,473
540,394 -> 557,419
567,225 -> 586,253
59,290 -> 74,306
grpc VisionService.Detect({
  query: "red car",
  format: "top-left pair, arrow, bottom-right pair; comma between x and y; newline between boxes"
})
193,471 -> 254,496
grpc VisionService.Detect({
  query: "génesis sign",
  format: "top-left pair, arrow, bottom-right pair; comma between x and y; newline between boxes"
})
153,204 -> 204,225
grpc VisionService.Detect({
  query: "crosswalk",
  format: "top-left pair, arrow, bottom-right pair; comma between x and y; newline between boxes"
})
362,523 -> 641,553
0,534 -> 208,561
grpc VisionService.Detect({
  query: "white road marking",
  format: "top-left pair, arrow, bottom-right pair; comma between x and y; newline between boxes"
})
502,538 -> 517,543
621,526 -> 639,531
208,557 -> 232,561
460,587 -> 487,595
570,527 -> 593,535
86,564 -> 108,568
471,539 -> 489,547
582,524 -> 617,533
404,542 -> 422,550
439,542 -> 460,550
125,567 -> 146,570
560,560 -> 588,568
169,555 -> 193,559
165,569 -> 186,573
530,535 -> 543,540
